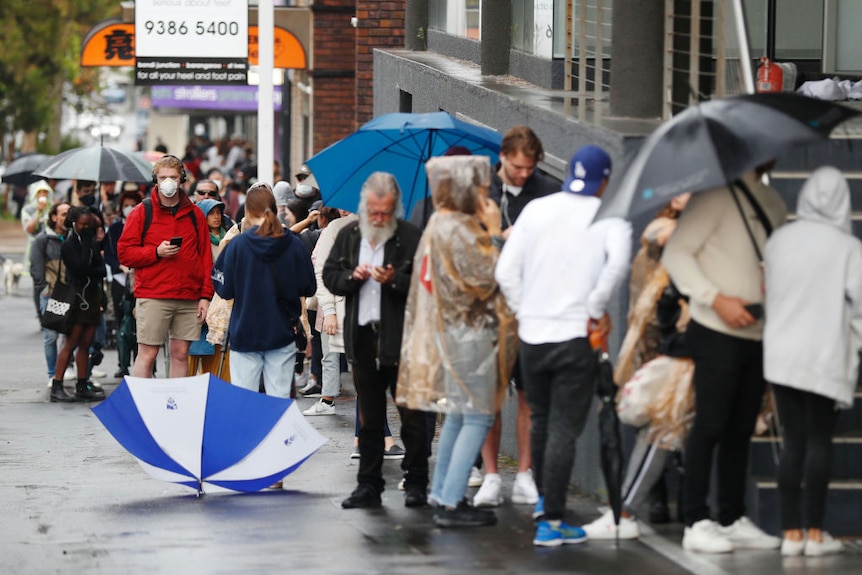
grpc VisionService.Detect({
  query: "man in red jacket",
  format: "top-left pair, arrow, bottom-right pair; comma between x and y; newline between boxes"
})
118,155 -> 214,378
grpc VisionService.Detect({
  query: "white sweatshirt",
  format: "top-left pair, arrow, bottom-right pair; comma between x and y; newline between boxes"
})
495,192 -> 632,345
764,167 -> 862,408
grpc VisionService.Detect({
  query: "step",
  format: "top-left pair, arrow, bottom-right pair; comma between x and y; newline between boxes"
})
750,435 -> 862,480
771,172 -> 862,213
751,480 -> 862,537
775,137 -> 862,172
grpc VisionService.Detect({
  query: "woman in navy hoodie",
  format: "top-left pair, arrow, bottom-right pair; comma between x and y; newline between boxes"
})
211,183 -> 316,397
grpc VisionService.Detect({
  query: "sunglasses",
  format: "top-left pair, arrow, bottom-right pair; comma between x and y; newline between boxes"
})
197,190 -> 219,198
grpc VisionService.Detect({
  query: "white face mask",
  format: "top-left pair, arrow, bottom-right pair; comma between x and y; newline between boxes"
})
237,193 -> 246,206
122,205 -> 134,218
159,178 -> 178,198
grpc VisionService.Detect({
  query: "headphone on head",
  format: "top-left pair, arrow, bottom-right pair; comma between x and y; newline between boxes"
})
151,154 -> 188,185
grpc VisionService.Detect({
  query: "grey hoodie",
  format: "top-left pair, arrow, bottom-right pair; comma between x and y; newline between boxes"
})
763,166 -> 862,407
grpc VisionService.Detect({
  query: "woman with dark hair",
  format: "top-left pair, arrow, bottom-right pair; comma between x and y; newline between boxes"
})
211,182 -> 316,398
51,206 -> 107,402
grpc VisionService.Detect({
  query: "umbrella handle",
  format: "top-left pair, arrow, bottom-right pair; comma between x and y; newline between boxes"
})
588,329 -> 608,352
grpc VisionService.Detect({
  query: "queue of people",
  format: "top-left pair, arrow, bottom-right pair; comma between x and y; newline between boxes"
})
24,124 -> 861,558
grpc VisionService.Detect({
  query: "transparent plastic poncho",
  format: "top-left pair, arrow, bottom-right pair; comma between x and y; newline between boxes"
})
396,212 -> 517,414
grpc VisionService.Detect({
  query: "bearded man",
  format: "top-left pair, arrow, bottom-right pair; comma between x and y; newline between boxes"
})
323,172 -> 429,509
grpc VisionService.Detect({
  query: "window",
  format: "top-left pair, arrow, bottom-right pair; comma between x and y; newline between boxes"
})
429,0 -> 480,40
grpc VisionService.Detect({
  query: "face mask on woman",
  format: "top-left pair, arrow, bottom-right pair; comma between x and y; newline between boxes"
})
122,205 -> 134,218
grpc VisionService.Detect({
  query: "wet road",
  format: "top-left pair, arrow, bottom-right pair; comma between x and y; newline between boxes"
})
3,254 -> 858,574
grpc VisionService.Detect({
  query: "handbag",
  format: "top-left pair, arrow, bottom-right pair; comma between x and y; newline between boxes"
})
616,355 -> 680,427
40,261 -> 76,334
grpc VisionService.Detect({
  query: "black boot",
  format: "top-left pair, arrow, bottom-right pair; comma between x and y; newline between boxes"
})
50,380 -> 77,403
75,378 -> 105,401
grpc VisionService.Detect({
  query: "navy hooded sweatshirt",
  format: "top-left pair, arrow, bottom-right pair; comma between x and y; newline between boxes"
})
212,227 -> 316,353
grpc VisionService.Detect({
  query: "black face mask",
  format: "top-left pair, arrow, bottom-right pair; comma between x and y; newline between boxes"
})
78,227 -> 95,240
79,194 -> 96,207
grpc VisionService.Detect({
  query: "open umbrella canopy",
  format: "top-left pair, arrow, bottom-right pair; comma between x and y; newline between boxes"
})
92,374 -> 327,495
1,153 -> 53,187
306,112 -> 502,214
598,93 -> 860,220
34,145 -> 154,183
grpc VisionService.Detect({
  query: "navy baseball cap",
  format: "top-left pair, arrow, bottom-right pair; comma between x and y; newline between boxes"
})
563,145 -> 611,196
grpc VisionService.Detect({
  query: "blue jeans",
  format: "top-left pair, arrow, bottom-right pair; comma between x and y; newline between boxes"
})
230,343 -> 296,398
430,412 -> 494,508
39,295 -> 59,378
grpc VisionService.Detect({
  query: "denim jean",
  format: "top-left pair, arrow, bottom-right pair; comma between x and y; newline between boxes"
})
521,336 -> 597,521
320,331 -> 342,398
39,295 -> 59,378
430,412 -> 494,507
230,342 -> 296,398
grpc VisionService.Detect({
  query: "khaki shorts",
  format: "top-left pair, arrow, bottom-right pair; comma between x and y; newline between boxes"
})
136,298 -> 202,345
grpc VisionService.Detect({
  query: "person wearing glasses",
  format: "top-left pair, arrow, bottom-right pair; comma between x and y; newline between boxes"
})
323,172 -> 429,510
193,180 -> 234,230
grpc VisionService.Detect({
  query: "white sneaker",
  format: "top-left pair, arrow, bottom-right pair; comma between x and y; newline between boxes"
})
682,519 -> 734,553
90,369 -> 107,379
303,399 -> 335,416
47,377 -> 54,388
718,516 -> 780,550
298,376 -> 317,395
781,537 -> 806,557
64,367 -> 76,381
468,466 -> 483,488
804,532 -> 842,556
512,470 -> 539,504
473,473 -> 503,507
582,509 -> 640,540
295,371 -> 309,390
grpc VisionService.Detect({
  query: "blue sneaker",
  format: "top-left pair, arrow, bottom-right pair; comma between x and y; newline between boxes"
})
533,496 -> 545,520
533,520 -> 588,547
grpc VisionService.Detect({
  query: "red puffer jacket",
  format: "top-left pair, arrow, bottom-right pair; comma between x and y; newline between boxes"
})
118,193 -> 214,301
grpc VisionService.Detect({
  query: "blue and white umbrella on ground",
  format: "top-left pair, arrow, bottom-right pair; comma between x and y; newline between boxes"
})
92,374 -> 327,495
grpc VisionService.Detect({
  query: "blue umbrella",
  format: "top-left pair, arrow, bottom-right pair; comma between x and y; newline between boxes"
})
92,374 -> 327,495
306,112 -> 502,214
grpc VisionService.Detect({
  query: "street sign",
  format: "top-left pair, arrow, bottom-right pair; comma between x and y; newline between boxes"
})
134,0 -> 249,86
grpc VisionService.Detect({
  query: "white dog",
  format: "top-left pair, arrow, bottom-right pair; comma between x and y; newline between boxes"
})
3,259 -> 24,295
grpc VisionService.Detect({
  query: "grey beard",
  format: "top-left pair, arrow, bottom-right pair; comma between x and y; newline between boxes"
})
359,218 -> 397,247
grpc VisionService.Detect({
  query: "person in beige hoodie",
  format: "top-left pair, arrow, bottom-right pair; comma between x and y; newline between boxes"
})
662,165 -> 786,554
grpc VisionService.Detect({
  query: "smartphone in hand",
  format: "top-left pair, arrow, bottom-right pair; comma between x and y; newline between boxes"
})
170,236 -> 183,247
744,303 -> 763,320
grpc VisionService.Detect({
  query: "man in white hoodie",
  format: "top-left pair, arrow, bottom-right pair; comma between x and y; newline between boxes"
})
662,164 -> 786,553
495,145 -> 631,547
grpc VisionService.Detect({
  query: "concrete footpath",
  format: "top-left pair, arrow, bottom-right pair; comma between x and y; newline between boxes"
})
1,219 -> 860,574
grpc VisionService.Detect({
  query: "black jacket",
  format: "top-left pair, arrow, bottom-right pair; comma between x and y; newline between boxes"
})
322,220 -> 420,367
488,167 -> 558,230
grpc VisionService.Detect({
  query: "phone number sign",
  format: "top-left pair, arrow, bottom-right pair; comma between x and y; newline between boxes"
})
135,0 -> 249,85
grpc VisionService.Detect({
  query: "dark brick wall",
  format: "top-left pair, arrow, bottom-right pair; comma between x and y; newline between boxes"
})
312,1 -> 357,152
356,1 -> 405,124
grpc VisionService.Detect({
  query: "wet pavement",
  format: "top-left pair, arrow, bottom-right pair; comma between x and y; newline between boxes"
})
2,219 -> 861,574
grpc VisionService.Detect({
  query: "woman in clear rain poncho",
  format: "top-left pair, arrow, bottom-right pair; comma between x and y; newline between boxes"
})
396,155 -> 518,528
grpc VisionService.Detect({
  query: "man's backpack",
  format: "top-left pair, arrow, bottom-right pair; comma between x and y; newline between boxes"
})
139,198 -> 198,250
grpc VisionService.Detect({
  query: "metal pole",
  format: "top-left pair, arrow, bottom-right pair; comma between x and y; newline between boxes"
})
766,0 -> 777,61
257,0 -> 275,184
731,0 -> 755,94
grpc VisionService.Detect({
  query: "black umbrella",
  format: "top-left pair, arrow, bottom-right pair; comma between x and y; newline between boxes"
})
594,339 -> 624,543
34,145 -> 153,183
598,93 -> 860,220
1,153 -> 53,187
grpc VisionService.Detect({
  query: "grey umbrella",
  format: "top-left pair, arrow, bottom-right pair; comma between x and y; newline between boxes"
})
598,93 -> 860,220
1,153 -> 53,187
34,146 -> 153,183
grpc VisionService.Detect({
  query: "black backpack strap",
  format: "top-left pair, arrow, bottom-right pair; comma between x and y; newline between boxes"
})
729,180 -> 773,263
140,198 -> 153,246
